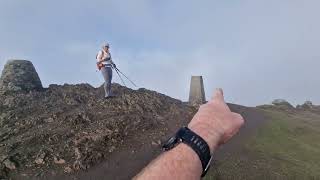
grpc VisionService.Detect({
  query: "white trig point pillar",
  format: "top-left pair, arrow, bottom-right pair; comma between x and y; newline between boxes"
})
189,76 -> 206,105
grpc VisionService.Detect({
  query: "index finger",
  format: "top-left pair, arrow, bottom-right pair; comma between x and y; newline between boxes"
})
209,88 -> 230,111
212,88 -> 224,102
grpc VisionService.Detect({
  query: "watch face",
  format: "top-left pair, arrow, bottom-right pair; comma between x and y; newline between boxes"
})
162,136 -> 179,151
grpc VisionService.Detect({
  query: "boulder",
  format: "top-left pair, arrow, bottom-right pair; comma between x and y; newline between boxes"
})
297,101 -> 315,109
0,60 -> 43,93
272,99 -> 294,109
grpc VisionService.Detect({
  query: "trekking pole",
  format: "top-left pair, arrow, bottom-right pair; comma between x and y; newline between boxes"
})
114,67 -> 138,87
113,67 -> 126,86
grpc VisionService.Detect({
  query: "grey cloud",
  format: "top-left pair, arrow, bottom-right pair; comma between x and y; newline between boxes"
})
0,0 -> 320,106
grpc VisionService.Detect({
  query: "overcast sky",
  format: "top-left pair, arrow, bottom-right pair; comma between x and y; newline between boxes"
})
0,0 -> 319,106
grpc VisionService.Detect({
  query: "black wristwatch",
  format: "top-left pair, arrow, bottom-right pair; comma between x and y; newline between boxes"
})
162,127 -> 213,177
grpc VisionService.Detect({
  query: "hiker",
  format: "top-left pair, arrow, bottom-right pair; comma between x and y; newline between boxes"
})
134,89 -> 245,180
96,43 -> 116,98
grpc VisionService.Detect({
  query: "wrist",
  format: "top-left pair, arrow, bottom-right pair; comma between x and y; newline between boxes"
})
188,124 -> 222,153
175,143 -> 203,176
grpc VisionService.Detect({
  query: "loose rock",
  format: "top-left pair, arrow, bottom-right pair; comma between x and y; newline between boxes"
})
54,157 -> 66,164
3,159 -> 16,170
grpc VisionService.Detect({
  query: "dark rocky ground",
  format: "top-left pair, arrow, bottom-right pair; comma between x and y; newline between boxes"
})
2,82 -> 316,180
0,83 -> 196,179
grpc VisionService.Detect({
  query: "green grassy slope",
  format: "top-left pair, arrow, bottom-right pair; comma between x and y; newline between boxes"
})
205,108 -> 320,180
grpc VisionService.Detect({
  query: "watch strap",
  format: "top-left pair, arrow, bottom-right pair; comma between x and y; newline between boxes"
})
178,127 -> 212,177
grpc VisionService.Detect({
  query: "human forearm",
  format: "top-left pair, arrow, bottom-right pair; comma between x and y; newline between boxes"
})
134,143 -> 204,180
134,125 -> 221,180
134,89 -> 244,179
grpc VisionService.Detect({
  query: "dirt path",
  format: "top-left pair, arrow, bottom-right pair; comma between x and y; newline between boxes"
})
45,104 -> 268,180
214,104 -> 268,159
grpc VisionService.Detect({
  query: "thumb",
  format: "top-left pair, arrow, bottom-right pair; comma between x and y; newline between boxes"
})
211,88 -> 224,102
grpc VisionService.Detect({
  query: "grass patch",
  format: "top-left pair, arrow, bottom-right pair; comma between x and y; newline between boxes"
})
205,109 -> 320,180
